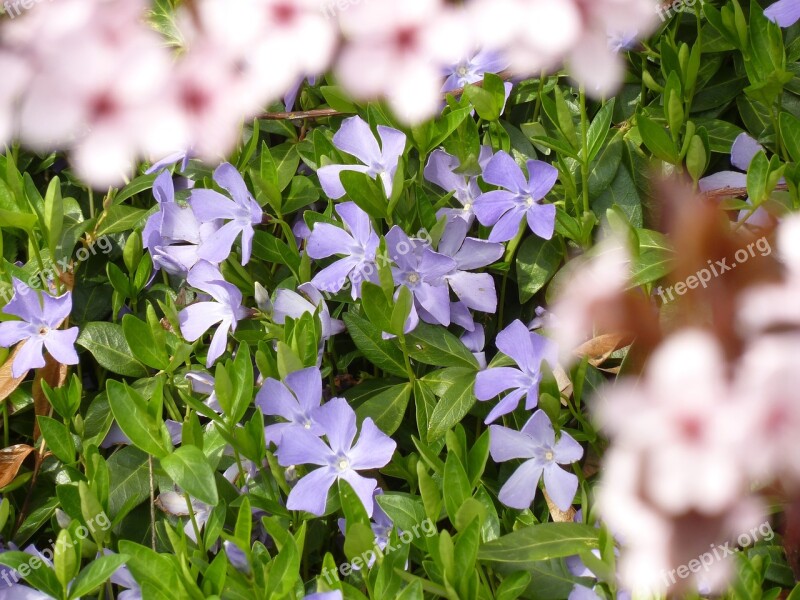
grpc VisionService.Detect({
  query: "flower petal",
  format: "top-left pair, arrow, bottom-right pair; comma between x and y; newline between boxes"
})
307,223 -> 358,259
483,151 -> 528,193
488,207 -> 525,242
521,410 -> 557,448
316,397 -> 358,455
340,470 -> 379,518
348,418 -> 397,470
526,203 -> 556,240
285,367 -> 323,413
276,427 -> 332,467
498,459 -> 543,509
286,467 -> 338,516
318,164 -> 371,200
730,133 -> 763,171
554,430 -> 584,464
475,366 -> 529,400
473,190 -> 518,226
334,116 -> 382,166
527,160 -> 558,200
543,464 -> 579,511
489,425 -> 537,462
43,328 -> 79,366
447,271 -> 497,313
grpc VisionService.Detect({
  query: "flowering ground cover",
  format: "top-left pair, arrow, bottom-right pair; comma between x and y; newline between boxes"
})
1,0 -> 800,598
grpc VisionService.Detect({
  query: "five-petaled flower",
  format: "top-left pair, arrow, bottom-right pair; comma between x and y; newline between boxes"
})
489,409 -> 583,511
475,319 -> 558,423
317,116 -> 406,201
307,202 -> 381,299
256,366 -> 326,446
474,150 -> 558,242
189,162 -> 264,266
0,279 -> 79,378
178,261 -> 250,367
276,396 -> 396,517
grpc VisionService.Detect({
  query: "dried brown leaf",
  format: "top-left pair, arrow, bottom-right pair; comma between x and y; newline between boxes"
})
0,344 -> 29,403
0,444 -> 35,489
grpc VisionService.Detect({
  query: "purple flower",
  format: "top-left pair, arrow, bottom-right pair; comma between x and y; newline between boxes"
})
178,262 -> 250,367
305,592 -> 343,600
437,218 -> 503,314
0,544 -> 54,599
424,147 -> 493,224
272,283 -> 345,342
317,116 -> 406,200
103,550 -> 142,600
474,151 -> 558,242
144,170 -> 220,276
337,489 -> 394,569
475,320 -> 558,424
256,367 -> 326,446
489,409 -> 583,511
461,324 -> 487,370
185,371 -> 221,412
307,202 -> 380,299
442,49 -> 509,92
283,75 -> 319,112
156,490 -> 211,543
0,279 -> 79,377
189,163 -> 263,266
765,0 -> 800,27
223,541 -> 250,574
385,227 -> 456,327
275,397 -> 396,517
145,150 -> 193,175
699,133 -> 775,228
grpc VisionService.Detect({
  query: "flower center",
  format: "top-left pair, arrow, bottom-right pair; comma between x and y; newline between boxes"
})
407,272 -> 420,285
524,195 -> 535,208
544,450 -> 554,462
463,203 -> 472,211
303,421 -> 311,430
336,458 -> 350,472
38,326 -> 50,336
457,65 -> 469,77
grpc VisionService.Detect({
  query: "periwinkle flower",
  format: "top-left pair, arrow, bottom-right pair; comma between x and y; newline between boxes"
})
765,0 -> 800,27
272,283 -> 345,342
337,489 -> 394,569
699,133 -> 776,228
304,592 -> 343,600
424,147 -> 493,224
317,116 -> 406,200
0,279 -> 79,377
437,218 -> 503,314
385,227 -> 456,327
489,409 -> 583,511
307,202 -> 380,299
474,150 -> 558,242
442,49 -> 509,92
276,397 -> 396,517
189,163 -> 263,266
223,541 -> 250,574
461,324 -> 487,369
157,490 -> 211,543
178,261 -> 250,367
103,550 -> 143,600
256,366 -> 326,446
475,320 -> 557,424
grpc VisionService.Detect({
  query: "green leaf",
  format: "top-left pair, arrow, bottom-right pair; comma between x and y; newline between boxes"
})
495,571 -> 533,600
361,282 -> 393,333
96,206 -> 151,236
376,493 -> 427,533
68,554 -> 130,599
340,170 -> 388,220
106,380 -> 172,459
343,311 -> 408,377
637,112 -> 678,164
478,523 -> 600,566
160,445 -> 219,506
77,322 -> 149,377
516,236 -> 563,303
427,374 -> 476,443
107,446 -> 151,518
355,382 -> 412,435
43,177 -> 63,257
586,99 -> 615,161
780,111 -> 800,163
747,151 -> 770,204
38,416 -> 76,464
118,541 -> 182,597
122,314 -> 170,371
0,551 -> 63,598
443,452 -> 471,522
406,323 -> 479,370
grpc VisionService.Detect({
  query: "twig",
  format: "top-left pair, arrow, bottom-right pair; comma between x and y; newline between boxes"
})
702,183 -> 789,202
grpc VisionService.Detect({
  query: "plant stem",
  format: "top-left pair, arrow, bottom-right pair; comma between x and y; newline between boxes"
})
185,492 -> 205,554
398,335 -> 416,383
497,224 -> 526,330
